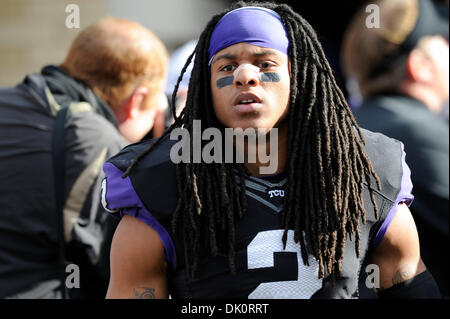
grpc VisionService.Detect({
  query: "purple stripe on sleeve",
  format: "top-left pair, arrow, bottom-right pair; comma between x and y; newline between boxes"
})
370,143 -> 414,250
103,162 -> 177,270
103,163 -> 140,210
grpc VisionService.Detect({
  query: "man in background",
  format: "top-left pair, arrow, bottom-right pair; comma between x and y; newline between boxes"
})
0,17 -> 168,298
342,0 -> 449,298
165,39 -> 197,125
141,39 -> 196,141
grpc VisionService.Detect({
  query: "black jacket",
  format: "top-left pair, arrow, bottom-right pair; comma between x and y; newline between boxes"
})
0,66 -> 127,298
354,93 -> 449,298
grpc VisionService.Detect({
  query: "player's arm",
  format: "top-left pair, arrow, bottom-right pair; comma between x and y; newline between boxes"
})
106,214 -> 168,299
368,203 -> 440,298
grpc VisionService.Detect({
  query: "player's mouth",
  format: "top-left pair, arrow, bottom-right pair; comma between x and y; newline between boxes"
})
233,92 -> 263,113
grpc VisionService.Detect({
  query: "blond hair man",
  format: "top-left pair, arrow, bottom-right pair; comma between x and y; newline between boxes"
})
0,17 -> 168,298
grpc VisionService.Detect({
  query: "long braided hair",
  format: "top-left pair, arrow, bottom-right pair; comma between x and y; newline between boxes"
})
123,1 -> 381,281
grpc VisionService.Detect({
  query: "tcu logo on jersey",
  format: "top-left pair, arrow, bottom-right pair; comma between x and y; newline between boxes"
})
268,189 -> 285,198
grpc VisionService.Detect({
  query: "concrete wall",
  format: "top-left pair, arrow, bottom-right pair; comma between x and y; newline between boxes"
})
0,0 -> 226,87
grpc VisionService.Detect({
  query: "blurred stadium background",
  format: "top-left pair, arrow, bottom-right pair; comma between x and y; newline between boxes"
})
0,0 -> 447,95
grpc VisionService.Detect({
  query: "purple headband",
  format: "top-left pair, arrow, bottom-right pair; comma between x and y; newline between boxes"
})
208,7 -> 289,65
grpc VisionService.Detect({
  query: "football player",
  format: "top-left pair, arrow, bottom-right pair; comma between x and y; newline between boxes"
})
102,2 -> 440,299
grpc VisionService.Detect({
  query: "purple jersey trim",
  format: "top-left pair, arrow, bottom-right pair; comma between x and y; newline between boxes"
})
103,162 -> 177,270
370,143 -> 414,250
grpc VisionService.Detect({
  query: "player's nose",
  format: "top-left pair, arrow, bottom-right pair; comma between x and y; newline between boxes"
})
233,65 -> 260,87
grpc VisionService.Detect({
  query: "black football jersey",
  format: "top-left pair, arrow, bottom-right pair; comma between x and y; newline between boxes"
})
102,129 -> 413,298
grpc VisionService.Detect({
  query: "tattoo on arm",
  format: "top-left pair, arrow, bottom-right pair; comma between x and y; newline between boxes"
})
130,287 -> 156,299
392,264 -> 414,285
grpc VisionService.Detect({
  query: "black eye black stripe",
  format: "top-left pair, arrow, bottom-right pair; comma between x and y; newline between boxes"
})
215,72 -> 281,89
260,72 -> 280,82
216,76 -> 234,88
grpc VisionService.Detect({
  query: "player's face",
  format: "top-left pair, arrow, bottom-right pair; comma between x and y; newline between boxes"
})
210,43 -> 290,132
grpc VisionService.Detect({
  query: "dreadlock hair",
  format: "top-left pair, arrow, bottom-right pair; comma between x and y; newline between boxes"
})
122,1 -> 382,282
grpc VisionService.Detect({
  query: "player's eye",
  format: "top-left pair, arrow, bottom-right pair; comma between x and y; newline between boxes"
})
221,64 -> 235,72
258,62 -> 273,69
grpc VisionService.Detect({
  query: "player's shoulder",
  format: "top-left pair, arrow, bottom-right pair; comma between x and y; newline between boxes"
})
103,135 -> 178,228
107,135 -> 177,171
360,128 -> 407,203
361,128 -> 403,161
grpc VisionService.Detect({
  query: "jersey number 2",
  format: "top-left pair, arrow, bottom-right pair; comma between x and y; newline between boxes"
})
247,229 -> 322,298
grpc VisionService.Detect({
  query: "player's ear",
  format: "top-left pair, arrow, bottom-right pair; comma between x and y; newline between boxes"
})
288,59 -> 291,78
